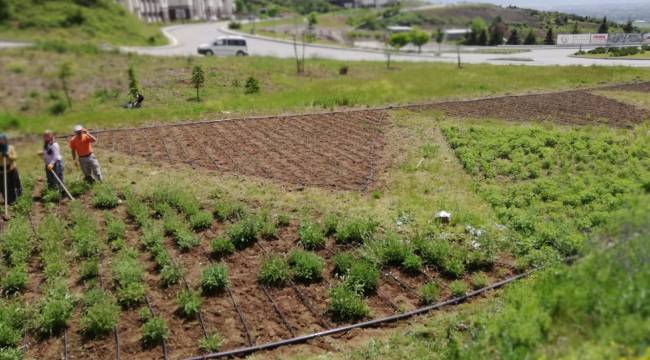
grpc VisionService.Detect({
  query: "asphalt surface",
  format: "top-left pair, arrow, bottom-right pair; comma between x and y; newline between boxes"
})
123,22 -> 650,67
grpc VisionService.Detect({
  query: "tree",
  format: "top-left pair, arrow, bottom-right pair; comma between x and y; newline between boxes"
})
307,12 -> 318,31
506,30 -> 520,45
58,63 -> 72,108
190,65 -> 205,101
127,66 -> 140,102
544,27 -> 555,45
524,30 -> 537,45
409,29 -> 430,53
597,17 -> 609,34
488,16 -> 507,46
388,32 -> 410,53
477,29 -> 488,46
466,18 -> 487,45
0,0 -> 12,23
623,20 -> 635,34
435,28 -> 444,56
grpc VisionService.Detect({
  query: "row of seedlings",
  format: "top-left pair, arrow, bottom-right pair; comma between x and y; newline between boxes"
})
123,192 -> 171,351
0,179 -> 35,359
149,187 -> 227,352
68,201 -> 120,346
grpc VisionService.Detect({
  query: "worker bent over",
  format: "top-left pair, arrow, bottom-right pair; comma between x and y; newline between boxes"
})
69,125 -> 103,182
40,130 -> 64,192
0,133 -> 22,205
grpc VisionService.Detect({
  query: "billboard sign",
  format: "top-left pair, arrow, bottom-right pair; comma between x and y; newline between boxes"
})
608,33 -> 627,45
590,33 -> 608,45
645,33 -> 650,44
625,33 -> 644,44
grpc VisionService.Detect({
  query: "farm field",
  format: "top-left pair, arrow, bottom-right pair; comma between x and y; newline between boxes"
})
0,40 -> 649,359
1,76 -> 649,359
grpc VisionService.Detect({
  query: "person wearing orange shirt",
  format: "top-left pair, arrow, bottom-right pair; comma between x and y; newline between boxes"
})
69,125 -> 103,182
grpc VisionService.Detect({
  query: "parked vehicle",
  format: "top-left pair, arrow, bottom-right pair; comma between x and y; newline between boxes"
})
198,36 -> 248,56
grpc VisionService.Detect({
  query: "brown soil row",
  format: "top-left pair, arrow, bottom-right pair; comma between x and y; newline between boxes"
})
418,90 -> 650,127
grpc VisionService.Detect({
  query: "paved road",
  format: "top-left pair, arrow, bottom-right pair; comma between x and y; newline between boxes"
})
3,21 -> 642,67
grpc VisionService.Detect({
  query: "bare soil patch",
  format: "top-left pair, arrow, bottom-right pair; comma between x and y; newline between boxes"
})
418,90 -> 650,127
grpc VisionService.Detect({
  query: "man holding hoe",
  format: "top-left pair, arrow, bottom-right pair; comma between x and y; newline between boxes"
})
69,125 -> 103,182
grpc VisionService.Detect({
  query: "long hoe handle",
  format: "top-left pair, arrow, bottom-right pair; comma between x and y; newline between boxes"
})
3,157 -> 8,219
50,168 -> 75,201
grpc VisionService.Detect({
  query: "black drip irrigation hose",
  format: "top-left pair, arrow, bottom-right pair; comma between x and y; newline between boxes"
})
184,270 -> 533,360
226,286 -> 255,346
260,285 -> 296,337
63,328 -> 69,360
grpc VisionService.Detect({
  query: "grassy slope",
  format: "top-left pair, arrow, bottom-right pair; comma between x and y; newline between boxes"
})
2,48 -> 650,134
0,0 -> 165,45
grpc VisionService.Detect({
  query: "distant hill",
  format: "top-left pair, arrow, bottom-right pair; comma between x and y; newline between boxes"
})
0,0 -> 165,46
398,3 -> 625,39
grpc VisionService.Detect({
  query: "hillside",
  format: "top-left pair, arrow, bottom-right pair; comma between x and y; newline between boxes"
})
0,0 -> 166,45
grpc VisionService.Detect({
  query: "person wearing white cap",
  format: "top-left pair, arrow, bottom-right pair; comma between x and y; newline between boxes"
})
69,125 -> 103,182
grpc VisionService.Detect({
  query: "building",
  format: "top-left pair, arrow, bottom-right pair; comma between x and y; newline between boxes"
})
117,0 -> 234,22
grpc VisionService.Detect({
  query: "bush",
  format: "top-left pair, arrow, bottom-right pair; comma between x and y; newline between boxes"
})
175,229 -> 200,252
323,213 -> 339,236
81,297 -> 119,338
213,200 -> 247,221
257,214 -> 277,239
288,250 -> 324,283
369,234 -> 409,266
345,260 -> 379,295
449,280 -> 469,297
36,288 -> 75,336
244,77 -> 260,94
48,99 -> 67,115
42,188 -> 62,203
92,184 -> 119,209
227,217 -> 258,250
141,317 -> 168,347
420,282 -> 439,305
79,259 -> 99,280
471,272 -> 488,289
416,237 -> 449,268
258,254 -> 291,287
335,217 -> 377,244
211,236 -> 235,259
199,332 -> 224,352
177,290 -> 201,318
442,249 -> 467,279
1,267 -> 27,294
104,212 -> 125,242
201,264 -> 229,294
328,284 -> 369,322
332,252 -> 355,276
228,21 -> 241,29
402,254 -> 423,274
190,211 -> 213,232
0,301 -> 25,347
299,221 -> 325,250
116,282 -> 146,308
152,185 -> 199,217
67,180 -> 91,197
160,264 -> 183,287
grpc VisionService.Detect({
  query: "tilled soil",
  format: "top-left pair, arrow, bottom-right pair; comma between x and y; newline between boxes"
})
89,84 -> 650,192
95,110 -> 389,192
418,90 -> 650,127
600,81 -> 650,92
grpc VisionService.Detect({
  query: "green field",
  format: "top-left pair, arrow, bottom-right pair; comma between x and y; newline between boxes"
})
2,47 -> 650,134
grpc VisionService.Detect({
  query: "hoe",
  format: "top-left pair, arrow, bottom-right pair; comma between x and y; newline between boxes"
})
49,167 -> 75,201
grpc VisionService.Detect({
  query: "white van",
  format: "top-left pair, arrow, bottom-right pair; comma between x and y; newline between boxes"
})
197,36 -> 248,56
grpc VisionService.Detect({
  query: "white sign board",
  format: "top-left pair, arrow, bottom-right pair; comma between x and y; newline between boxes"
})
591,33 -> 608,44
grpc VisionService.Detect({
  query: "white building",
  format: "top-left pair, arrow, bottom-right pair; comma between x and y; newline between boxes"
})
118,0 -> 234,22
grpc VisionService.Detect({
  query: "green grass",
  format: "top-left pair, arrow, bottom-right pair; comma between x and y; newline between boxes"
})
3,48 -> 650,134
442,123 -> 650,258
0,0 -> 165,46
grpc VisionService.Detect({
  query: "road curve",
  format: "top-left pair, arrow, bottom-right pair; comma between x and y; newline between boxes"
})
125,22 -> 648,67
